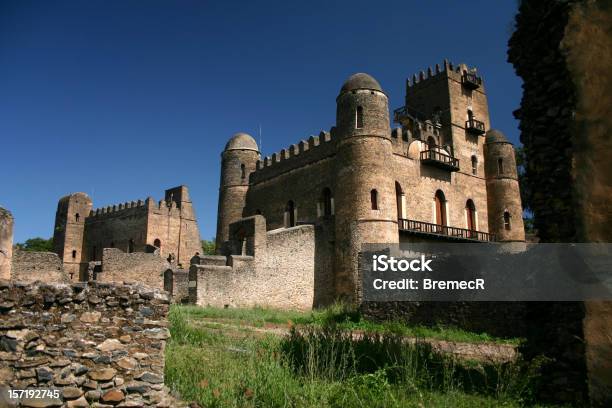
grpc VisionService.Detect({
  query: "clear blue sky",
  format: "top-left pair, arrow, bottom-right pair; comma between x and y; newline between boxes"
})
0,0 -> 522,243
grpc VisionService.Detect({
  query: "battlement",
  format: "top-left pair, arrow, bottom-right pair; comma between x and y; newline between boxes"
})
405,60 -> 482,89
87,195 -> 181,219
250,129 -> 336,184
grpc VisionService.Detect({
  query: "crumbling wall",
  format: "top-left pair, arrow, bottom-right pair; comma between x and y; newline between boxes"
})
164,268 -> 189,303
0,282 -> 174,407
508,1 -> 612,405
11,250 -> 68,284
99,248 -> 169,290
191,217 -> 318,310
0,208 -> 13,280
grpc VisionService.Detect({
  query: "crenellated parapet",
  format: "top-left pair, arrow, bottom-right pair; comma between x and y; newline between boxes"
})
87,195 -> 184,219
251,129 -> 336,183
89,199 -> 146,218
405,59 -> 483,90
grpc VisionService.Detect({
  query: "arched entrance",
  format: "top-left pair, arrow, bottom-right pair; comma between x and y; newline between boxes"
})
466,199 -> 476,237
434,190 -> 447,232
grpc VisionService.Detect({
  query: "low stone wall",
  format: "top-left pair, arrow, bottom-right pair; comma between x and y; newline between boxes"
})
190,223 -> 317,310
164,269 -> 189,304
99,249 -> 170,290
11,250 -> 68,284
0,281 -> 174,407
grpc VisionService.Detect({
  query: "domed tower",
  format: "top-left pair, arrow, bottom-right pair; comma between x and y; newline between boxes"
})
484,130 -> 525,242
333,73 -> 398,302
215,132 -> 260,253
52,192 -> 93,280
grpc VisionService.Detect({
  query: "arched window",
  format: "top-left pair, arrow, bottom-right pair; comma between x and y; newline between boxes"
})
395,182 -> 406,220
72,250 -> 77,259
240,163 -> 246,180
467,109 -> 474,121
285,201 -> 296,227
370,189 -> 379,210
504,211 -> 511,230
434,190 -> 447,228
322,188 -> 333,217
498,158 -> 504,175
154,239 -> 161,248
471,156 -> 478,175
356,106 -> 364,129
128,239 -> 134,253
75,213 -> 80,222
466,200 -> 476,235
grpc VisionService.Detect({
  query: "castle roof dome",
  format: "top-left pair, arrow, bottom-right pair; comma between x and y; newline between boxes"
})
485,129 -> 510,144
224,132 -> 259,152
340,73 -> 383,94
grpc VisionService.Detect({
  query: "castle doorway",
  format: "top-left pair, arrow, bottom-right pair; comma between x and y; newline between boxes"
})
285,201 -> 296,227
435,190 -> 446,230
395,182 -> 406,220
466,199 -> 476,237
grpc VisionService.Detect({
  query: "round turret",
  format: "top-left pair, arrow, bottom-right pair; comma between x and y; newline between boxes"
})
484,129 -> 525,242
336,73 -> 390,139
216,132 -> 260,252
333,73 -> 397,302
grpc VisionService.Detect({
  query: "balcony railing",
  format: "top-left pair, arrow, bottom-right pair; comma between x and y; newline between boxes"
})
462,72 -> 481,90
398,218 -> 495,242
420,149 -> 459,172
393,105 -> 426,124
465,118 -> 486,135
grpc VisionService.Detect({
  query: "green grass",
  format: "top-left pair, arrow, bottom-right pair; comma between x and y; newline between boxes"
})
166,306 -> 553,408
177,303 -> 523,345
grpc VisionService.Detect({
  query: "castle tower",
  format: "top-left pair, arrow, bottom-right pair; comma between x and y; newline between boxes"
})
484,130 -> 525,242
398,61 -> 490,176
333,73 -> 398,302
161,185 -> 202,266
0,207 -> 14,280
215,132 -> 260,253
53,192 -> 93,280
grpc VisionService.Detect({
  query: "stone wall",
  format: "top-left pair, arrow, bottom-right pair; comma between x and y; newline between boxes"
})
11,251 -> 68,284
508,1 -> 612,405
98,249 -> 170,290
0,207 -> 13,281
163,268 -> 189,304
0,282 -> 174,407
191,216 -> 322,310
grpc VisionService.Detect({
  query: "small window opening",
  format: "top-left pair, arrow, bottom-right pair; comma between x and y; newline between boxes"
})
285,201 -> 296,227
370,189 -> 378,210
75,213 -> 80,222
72,250 -> 77,259
504,211 -> 511,230
128,239 -> 134,253
498,158 -> 504,175
427,136 -> 436,149
471,155 -> 478,175
356,106 -> 364,129
240,163 -> 246,180
322,188 -> 333,216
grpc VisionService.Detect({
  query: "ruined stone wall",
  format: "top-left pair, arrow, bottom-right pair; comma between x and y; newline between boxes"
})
508,0 -> 612,405
0,208 -> 13,281
11,250 -> 68,284
0,282 -> 173,407
190,223 -> 317,310
164,268 -> 189,304
98,248 -> 170,290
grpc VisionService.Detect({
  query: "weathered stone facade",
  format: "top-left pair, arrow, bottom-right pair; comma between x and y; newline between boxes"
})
96,249 -> 171,289
53,186 -> 201,282
190,215 -> 335,309
215,68 -> 525,303
10,250 -> 68,284
0,281 -> 175,407
508,1 -> 612,405
0,207 -> 13,281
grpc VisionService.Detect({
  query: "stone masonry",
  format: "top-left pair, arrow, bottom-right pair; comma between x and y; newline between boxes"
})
0,281 -> 175,407
53,186 -> 201,282
0,208 -> 14,281
215,68 -> 525,304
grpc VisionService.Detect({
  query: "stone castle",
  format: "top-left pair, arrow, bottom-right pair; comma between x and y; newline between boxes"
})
52,185 -> 201,281
192,60 -> 525,306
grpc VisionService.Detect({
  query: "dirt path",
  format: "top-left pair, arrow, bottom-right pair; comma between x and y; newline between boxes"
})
189,317 -> 518,363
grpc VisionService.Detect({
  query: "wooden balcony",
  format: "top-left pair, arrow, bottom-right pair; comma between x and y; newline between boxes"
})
462,72 -> 481,90
465,118 -> 486,135
398,218 -> 495,242
420,149 -> 460,172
